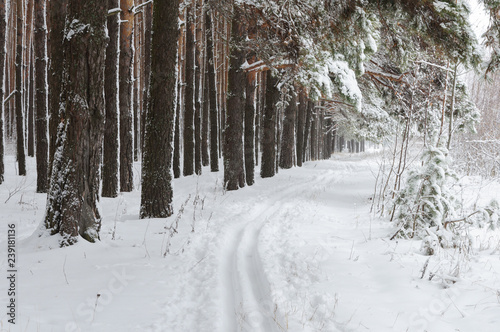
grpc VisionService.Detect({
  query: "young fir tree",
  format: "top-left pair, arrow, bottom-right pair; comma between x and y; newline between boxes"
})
140,0 -> 179,218
43,0 -> 108,246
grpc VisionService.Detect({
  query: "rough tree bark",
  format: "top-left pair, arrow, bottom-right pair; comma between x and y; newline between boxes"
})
119,0 -> 134,192
0,0 -> 6,184
34,0 -> 49,192
15,0 -> 26,176
303,100 -> 313,162
27,55 -> 34,157
183,6 -> 195,176
279,88 -> 297,169
260,70 -> 279,178
244,69 -> 256,185
296,88 -> 306,167
47,0 -> 68,175
140,0 -> 179,218
223,7 -> 246,190
102,0 -> 120,198
194,0 -> 203,175
44,0 -> 108,246
141,1 -> 152,154
206,9 -> 218,173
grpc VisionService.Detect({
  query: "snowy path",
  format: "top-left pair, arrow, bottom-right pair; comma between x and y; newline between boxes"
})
4,153 -> 500,331
220,176 -> 321,332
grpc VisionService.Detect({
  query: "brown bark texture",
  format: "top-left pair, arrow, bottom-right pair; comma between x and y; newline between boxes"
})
119,0 -> 134,192
223,7 -> 246,190
260,70 -> 279,178
34,0 -> 48,192
44,0 -> 108,246
102,0 -> 120,198
140,0 -> 179,218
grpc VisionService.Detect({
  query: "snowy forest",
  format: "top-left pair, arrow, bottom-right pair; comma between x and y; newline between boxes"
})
2,0 -> 500,330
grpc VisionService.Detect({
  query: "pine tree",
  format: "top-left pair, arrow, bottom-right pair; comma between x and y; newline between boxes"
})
140,0 -> 179,218
223,5 -> 246,190
279,87 -> 297,169
261,70 -> 279,178
102,0 -> 120,198
44,0 -> 108,246
15,0 -> 26,176
119,0 -> 134,192
34,0 -> 49,192
0,0 -> 6,184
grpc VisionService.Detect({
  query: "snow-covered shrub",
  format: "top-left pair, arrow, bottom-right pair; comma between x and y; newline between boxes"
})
469,199 -> 500,230
393,145 -> 460,251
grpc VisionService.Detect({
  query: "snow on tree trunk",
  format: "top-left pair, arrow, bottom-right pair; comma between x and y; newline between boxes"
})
183,6 -> 195,177
47,0 -> 67,176
223,6 -> 246,191
102,0 -> 120,198
261,70 -> 279,178
279,87 -> 297,169
206,9 -> 218,173
44,0 -> 108,246
34,0 -> 49,193
244,69 -> 256,185
0,0 -> 6,184
15,0 -> 26,176
140,0 -> 179,219
119,0 -> 134,192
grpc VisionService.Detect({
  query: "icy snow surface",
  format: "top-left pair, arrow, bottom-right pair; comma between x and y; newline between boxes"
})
1,152 -> 500,331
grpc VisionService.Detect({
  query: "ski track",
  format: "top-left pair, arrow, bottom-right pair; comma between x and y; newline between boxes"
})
220,165 -> 354,332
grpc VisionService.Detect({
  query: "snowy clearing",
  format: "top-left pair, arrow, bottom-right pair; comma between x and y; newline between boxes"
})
1,153 -> 500,331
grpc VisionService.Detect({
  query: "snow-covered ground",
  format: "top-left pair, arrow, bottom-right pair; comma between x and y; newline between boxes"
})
1,152 -> 500,331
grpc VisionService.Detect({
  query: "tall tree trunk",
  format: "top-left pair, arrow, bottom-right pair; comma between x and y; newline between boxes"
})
173,8 -> 185,179
119,0 -> 134,192
194,0 -> 203,175
140,0 -> 179,218
201,45 -> 209,167
255,71 -> 263,167
0,0 -> 6,184
15,0 -> 26,176
102,0 -> 120,198
244,70 -> 256,185
141,1 -> 152,154
133,5 -> 140,163
296,88 -> 305,167
47,0 -> 68,176
27,54 -> 34,157
34,0 -> 48,193
261,70 -> 279,178
223,7 -> 246,190
206,9 -> 218,173
279,88 -> 296,169
44,0 -> 108,246
183,6 -> 195,176
302,100 -> 312,163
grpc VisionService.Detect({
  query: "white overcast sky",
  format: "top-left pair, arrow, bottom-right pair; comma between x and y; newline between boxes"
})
468,0 -> 489,41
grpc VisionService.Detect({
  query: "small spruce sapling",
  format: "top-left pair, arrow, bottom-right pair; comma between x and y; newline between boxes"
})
393,145 -> 459,254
